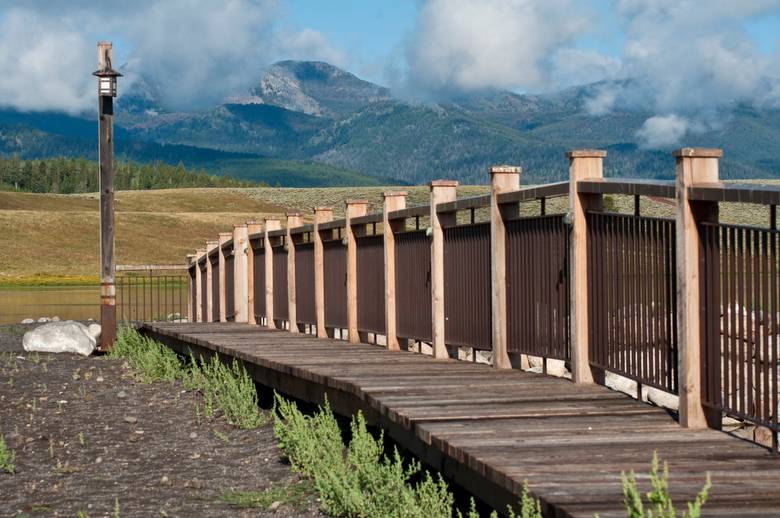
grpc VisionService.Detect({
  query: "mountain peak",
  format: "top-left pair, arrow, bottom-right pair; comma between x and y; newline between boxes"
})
251,60 -> 391,118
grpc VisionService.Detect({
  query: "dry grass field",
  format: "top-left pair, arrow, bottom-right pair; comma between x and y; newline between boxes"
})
1,181 -> 777,285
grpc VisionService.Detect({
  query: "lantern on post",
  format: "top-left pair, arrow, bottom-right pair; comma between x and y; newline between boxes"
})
93,42 -> 121,350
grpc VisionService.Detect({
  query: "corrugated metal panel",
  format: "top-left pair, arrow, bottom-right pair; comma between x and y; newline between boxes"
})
323,239 -> 347,328
272,245 -> 288,321
251,241 -> 266,319
209,254 -> 220,322
506,215 -> 570,360
295,242 -> 315,324
395,230 -> 432,342
357,234 -> 385,334
444,223 -> 491,349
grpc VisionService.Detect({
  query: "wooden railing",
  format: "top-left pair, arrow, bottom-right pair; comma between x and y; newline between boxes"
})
185,147 -> 780,448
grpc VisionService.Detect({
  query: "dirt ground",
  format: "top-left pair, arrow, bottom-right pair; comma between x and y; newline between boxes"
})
0,324 -> 325,517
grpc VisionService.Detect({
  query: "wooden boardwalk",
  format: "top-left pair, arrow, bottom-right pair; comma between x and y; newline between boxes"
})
141,322 -> 780,517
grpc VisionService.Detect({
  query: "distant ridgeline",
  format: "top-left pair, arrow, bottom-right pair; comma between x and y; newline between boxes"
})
0,156 -> 259,193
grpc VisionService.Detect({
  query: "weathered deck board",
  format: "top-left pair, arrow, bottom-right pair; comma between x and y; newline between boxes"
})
140,322 -> 780,517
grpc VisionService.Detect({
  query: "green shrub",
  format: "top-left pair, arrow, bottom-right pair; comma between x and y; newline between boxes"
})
111,326 -> 182,383
621,452 -> 710,518
188,354 -> 263,429
273,393 -> 453,517
0,434 -> 15,474
112,327 -> 263,429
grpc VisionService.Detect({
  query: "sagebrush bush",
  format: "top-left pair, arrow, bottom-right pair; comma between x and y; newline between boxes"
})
621,452 -> 710,518
275,392 -> 456,517
111,326 -> 181,383
0,434 -> 15,474
112,326 -> 263,429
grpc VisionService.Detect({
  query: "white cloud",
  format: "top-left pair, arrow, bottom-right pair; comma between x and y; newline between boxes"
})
275,28 -> 348,68
404,0 -> 591,95
0,0 -> 346,112
635,114 -> 692,149
0,9 -> 93,114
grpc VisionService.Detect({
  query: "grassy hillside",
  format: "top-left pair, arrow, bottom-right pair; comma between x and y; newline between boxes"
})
0,189 -> 285,284
1,182 -> 776,285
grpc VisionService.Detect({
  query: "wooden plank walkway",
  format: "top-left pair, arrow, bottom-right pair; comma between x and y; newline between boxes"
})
141,322 -> 780,517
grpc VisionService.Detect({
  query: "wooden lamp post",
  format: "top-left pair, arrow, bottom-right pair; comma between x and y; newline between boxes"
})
93,42 -> 122,350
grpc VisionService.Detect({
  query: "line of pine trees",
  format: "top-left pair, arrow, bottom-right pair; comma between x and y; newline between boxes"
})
0,156 -> 259,193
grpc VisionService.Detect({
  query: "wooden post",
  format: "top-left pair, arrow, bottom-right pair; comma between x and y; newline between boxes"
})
346,200 -> 369,343
674,147 -> 722,429
568,150 -> 606,384
206,240 -> 218,322
490,166 -> 522,369
264,217 -> 281,329
286,212 -> 303,333
314,207 -> 333,338
186,254 -> 196,322
233,224 -> 249,323
383,191 -> 407,351
218,232 -> 231,322
96,42 -> 117,349
430,181 -> 458,359
195,248 -> 206,322
246,221 -> 263,324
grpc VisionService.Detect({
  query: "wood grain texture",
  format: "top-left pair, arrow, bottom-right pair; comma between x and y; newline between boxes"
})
141,323 -> 780,517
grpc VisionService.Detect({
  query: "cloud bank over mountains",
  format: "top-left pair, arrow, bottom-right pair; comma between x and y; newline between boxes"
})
0,0 -> 779,147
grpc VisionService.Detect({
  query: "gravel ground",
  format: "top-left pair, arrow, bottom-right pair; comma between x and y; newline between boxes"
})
0,324 -> 325,517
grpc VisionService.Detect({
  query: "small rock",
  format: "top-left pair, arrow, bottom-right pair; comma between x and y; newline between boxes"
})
96,376 -> 104,382
161,475 -> 170,485
117,391 -> 127,399
95,457 -> 102,464
269,501 -> 282,511
51,316 -> 60,322
189,432 -> 198,439
124,416 -> 138,424
37,317 -> 50,323
21,318 -> 34,324
189,453 -> 201,460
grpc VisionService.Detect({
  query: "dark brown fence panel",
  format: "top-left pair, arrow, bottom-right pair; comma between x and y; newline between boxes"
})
506,215 -> 570,360
224,249 -> 235,321
395,230 -> 432,342
117,268 -> 188,323
210,253 -> 220,322
587,212 -> 678,394
251,241 -> 266,320
199,262 -> 207,321
272,245 -> 288,321
323,239 -> 347,328
356,234 -> 386,334
295,242 -> 315,325
444,223 -> 492,350
701,222 -> 780,432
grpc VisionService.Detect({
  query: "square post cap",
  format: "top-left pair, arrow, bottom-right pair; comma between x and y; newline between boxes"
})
263,216 -> 280,222
672,148 -> 723,158
345,199 -> 369,206
566,149 -> 607,159
489,165 -> 522,174
383,191 -> 408,198
430,180 -> 458,188
314,206 -> 333,212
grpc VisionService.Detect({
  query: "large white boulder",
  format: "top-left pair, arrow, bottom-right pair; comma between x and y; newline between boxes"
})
22,321 -> 97,356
